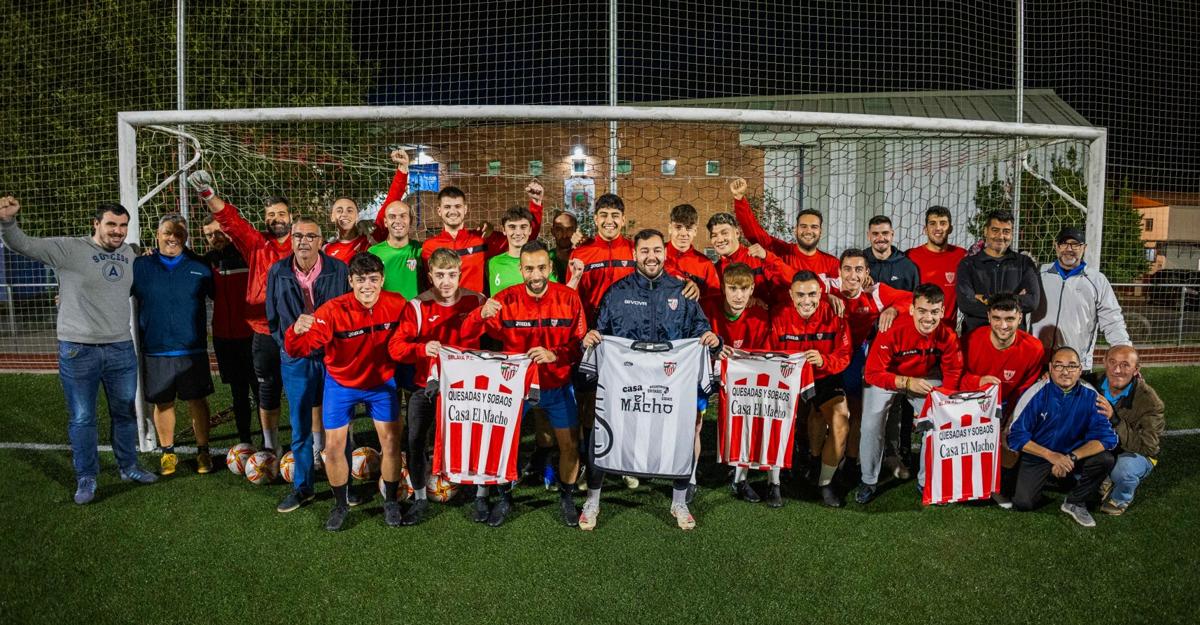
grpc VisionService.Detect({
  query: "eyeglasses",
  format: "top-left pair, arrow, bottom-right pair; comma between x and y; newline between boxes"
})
291,233 -> 321,242
1058,241 -> 1084,250
1050,363 -> 1082,372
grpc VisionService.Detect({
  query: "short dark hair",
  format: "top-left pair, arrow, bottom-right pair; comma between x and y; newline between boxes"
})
594,193 -> 624,214
552,210 -> 578,227
797,208 -> 824,226
868,215 -> 892,228
986,210 -> 1015,227
706,212 -> 739,232
913,283 -> 945,305
330,195 -> 358,210
264,195 -> 291,210
201,215 -> 217,227
632,228 -> 665,247
839,248 -> 868,264
925,205 -> 952,223
501,206 -> 535,227
519,240 -> 550,257
987,293 -> 1021,313
1051,345 -> 1081,362
437,186 -> 466,202
669,203 -> 699,228
94,203 -> 130,222
348,251 -> 384,277
791,270 -> 820,286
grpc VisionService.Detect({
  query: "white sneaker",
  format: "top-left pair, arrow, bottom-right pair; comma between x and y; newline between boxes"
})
622,475 -> 640,489
1060,501 -> 1096,528
579,503 -> 600,531
992,492 -> 1013,510
670,503 -> 696,530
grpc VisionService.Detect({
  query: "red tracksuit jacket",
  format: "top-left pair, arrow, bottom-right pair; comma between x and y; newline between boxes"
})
211,203 -> 294,335
961,326 -> 1045,415
283,291 -> 408,389
823,278 -> 914,346
569,235 -> 635,325
702,297 -> 770,351
462,281 -> 588,389
769,300 -> 852,379
420,198 -> 544,294
865,315 -> 963,390
323,169 -> 408,264
387,289 -> 487,388
666,244 -> 720,299
733,196 -> 840,278
714,245 -> 793,305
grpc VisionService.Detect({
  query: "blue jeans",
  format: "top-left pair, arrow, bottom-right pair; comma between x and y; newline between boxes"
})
58,340 -> 140,479
280,351 -> 325,495
1109,452 -> 1154,505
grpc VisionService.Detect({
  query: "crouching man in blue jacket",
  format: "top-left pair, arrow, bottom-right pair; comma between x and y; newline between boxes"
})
1007,346 -> 1117,527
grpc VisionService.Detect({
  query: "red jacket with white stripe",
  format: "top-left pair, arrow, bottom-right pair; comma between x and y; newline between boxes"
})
768,300 -> 852,379
666,244 -> 720,299
283,291 -> 408,389
865,315 -> 963,390
387,289 -> 487,388
733,196 -> 840,278
568,235 -> 635,325
420,199 -> 544,293
823,278 -> 914,346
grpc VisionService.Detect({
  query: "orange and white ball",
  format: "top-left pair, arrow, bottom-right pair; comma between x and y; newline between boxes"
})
225,443 -> 255,475
244,451 -> 277,485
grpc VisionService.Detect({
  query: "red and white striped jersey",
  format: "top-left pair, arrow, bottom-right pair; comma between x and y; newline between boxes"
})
918,385 -> 1002,505
431,348 -> 539,485
718,351 -> 815,470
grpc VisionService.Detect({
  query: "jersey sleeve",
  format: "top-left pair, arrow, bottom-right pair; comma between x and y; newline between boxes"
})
761,250 -> 794,287
878,283 -> 914,314
387,301 -> 426,364
483,229 -> 508,258
550,296 -> 588,367
211,202 -> 265,261
819,316 -> 853,376
734,196 -> 792,259
863,328 -> 898,389
283,308 -> 333,359
528,198 -> 544,240
370,167 -> 409,242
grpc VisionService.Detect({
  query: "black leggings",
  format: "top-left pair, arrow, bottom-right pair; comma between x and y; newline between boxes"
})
406,387 -> 437,490
231,378 -> 259,444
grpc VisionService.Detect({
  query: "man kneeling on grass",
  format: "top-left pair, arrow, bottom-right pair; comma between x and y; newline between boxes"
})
1008,346 -> 1117,527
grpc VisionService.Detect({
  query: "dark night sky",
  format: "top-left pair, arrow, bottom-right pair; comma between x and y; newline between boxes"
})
351,0 -> 1199,192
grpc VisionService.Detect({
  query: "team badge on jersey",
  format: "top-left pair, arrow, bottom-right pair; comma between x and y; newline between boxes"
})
944,272 -> 956,283
407,259 -> 417,271
667,298 -> 678,310
781,361 -> 796,378
663,361 -> 677,376
733,339 -> 744,348
501,362 -> 518,381
1003,369 -> 1016,381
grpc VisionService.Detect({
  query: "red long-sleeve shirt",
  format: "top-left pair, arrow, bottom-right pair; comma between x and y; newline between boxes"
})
864,315 -> 963,390
961,326 -> 1045,415
283,291 -> 408,389
714,245 -> 793,305
733,197 -> 840,278
702,297 -> 770,350
462,281 -> 588,389
211,202 -> 294,335
768,300 -> 852,379
420,199 -> 543,293
905,244 -> 967,322
386,289 -> 486,388
823,278 -> 914,346
569,235 -> 635,325
323,169 -> 408,264
666,244 -> 720,298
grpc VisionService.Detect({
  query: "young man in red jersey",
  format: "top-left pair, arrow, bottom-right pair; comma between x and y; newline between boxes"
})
566,193 -> 635,324
770,270 -> 853,507
704,263 -> 772,503
859,284 -> 964,504
420,180 -> 545,294
905,206 -> 967,326
665,203 -> 721,299
960,293 -> 1046,507
323,149 -> 410,264
284,253 -> 409,531
706,212 -> 792,304
730,178 -> 840,279
465,241 -> 589,527
386,248 -> 486,526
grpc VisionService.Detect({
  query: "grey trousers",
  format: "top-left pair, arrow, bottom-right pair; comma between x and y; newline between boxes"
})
859,381 -> 938,486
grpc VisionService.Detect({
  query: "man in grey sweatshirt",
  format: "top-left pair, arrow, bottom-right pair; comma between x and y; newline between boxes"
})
0,195 -> 157,505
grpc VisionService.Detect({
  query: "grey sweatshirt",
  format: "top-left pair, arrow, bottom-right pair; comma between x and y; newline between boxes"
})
0,220 -> 135,344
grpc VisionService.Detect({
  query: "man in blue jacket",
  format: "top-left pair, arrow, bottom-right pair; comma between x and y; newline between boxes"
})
580,229 -> 720,530
1008,346 -> 1117,527
266,217 -> 350,514
132,214 -> 214,476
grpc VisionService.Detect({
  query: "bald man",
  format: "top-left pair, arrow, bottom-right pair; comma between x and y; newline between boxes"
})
1084,346 -> 1165,516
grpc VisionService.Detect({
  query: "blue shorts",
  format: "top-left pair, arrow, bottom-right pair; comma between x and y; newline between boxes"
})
322,375 -> 399,429
843,341 -> 869,398
527,384 -> 578,429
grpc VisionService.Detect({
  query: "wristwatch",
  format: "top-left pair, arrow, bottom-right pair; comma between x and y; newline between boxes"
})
1068,452 -> 1079,462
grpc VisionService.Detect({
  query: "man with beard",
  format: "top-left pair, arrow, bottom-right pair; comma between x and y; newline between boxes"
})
579,229 -> 721,530
466,241 -> 589,527
906,206 -> 967,325
323,149 -> 409,264
865,215 -> 920,292
955,210 -> 1040,337
0,196 -> 157,504
202,217 -> 258,446
730,178 -> 840,280
1031,226 -> 1129,370
188,170 -> 293,458
548,210 -> 578,283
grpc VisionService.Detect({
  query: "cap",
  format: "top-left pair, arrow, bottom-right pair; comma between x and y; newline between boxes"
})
1056,226 -> 1085,245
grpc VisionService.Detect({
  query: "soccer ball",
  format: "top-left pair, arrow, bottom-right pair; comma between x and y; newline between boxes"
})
244,451 -> 278,485
226,443 -> 255,475
426,473 -> 458,503
279,450 -> 295,483
351,446 -> 381,480
377,468 -> 415,501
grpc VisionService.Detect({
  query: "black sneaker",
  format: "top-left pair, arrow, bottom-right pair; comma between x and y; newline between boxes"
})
383,500 -> 403,527
276,490 -> 315,513
767,484 -> 784,508
559,490 -> 580,527
855,482 -> 877,505
472,496 -> 490,523
487,496 -> 513,527
685,483 -> 698,505
402,499 -> 429,526
325,505 -> 350,532
819,485 -> 843,508
731,480 -> 761,503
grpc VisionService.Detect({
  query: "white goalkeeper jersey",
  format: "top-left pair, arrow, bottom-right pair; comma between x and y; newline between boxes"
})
581,336 -> 714,479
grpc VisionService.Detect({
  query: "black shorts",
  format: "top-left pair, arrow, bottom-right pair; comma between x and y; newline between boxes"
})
251,332 -> 283,411
143,353 -> 214,404
212,336 -> 254,385
807,375 -> 847,409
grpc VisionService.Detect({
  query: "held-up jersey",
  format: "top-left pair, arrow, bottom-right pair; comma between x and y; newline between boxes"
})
431,348 -> 539,485
387,290 -> 486,388
718,350 -> 815,470
917,385 -> 1002,505
580,336 -> 714,479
